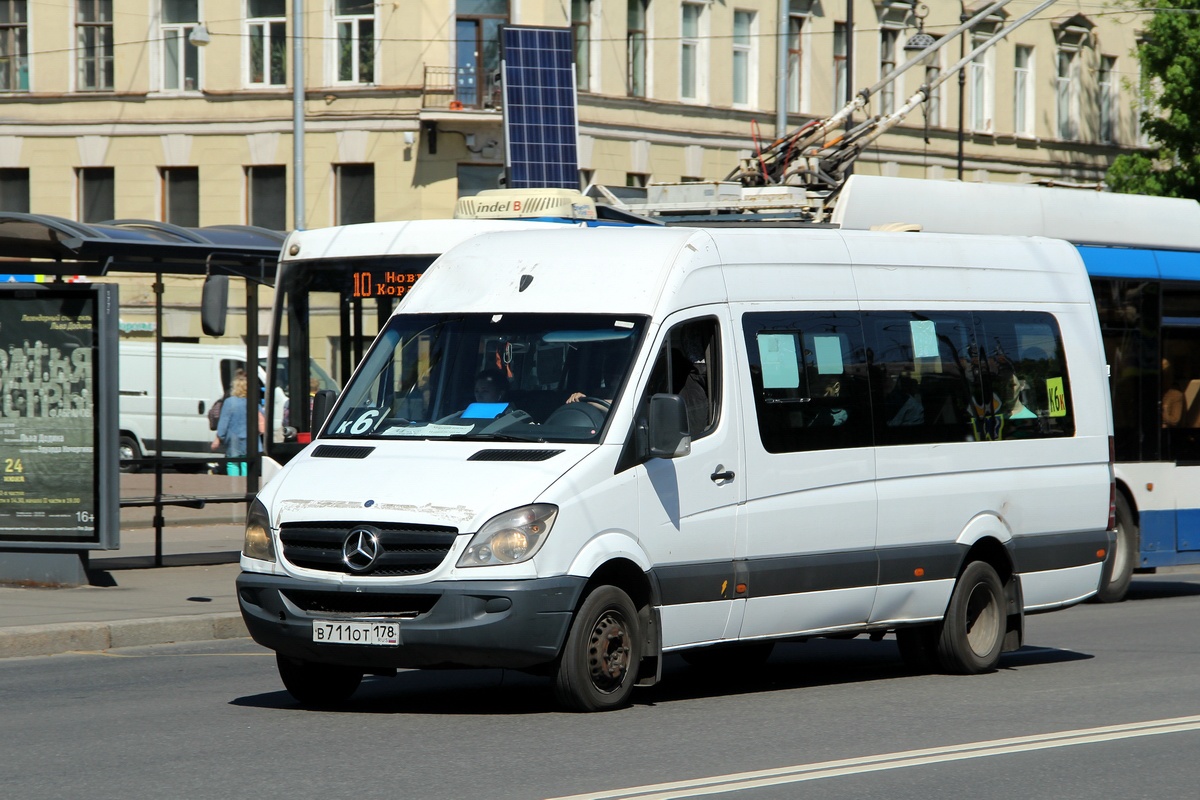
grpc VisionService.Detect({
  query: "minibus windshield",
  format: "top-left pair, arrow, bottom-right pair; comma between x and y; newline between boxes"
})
323,313 -> 648,443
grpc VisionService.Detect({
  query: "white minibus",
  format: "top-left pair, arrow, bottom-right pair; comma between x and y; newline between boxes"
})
237,226 -> 1115,711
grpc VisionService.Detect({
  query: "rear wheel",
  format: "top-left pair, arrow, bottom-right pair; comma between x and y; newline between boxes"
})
936,560 -> 1006,674
118,435 -> 141,474
275,654 -> 363,706
1094,493 -> 1136,603
554,585 -> 640,712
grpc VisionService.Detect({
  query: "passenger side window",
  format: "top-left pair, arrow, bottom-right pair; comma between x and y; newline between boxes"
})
642,318 -> 721,440
865,312 -> 981,445
974,311 -> 1075,439
743,311 -> 872,453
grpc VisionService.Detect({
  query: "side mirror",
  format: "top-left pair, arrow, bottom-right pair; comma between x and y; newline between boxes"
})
311,389 -> 337,435
647,393 -> 691,459
201,275 -> 229,337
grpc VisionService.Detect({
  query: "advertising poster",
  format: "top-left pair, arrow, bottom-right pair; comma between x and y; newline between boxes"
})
0,285 -> 118,547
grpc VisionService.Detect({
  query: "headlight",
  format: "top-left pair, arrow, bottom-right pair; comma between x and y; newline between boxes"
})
243,498 -> 276,563
457,504 -> 558,567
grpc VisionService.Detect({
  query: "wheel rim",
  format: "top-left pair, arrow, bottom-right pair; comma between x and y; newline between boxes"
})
119,443 -> 134,461
964,582 -> 1001,657
1111,519 -> 1132,583
586,607 -> 632,694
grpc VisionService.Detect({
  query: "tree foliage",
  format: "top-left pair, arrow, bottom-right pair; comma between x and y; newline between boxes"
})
1107,1 -> 1200,198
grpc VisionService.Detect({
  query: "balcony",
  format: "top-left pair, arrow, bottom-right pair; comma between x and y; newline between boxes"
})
422,65 -> 502,112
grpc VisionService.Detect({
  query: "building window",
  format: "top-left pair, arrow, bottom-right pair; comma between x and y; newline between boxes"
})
248,0 -> 287,87
457,163 -> 503,197
626,172 -> 649,187
78,167 -> 114,222
968,33 -> 994,132
456,0 -> 508,109
336,164 -> 375,225
833,22 -> 848,112
1099,55 -> 1116,143
162,167 -> 199,227
627,0 -> 647,97
335,0 -> 375,84
0,168 -> 29,212
733,10 -> 754,107
787,11 -> 803,113
76,0 -> 114,91
0,0 -> 29,91
1014,45 -> 1034,136
247,165 -> 286,229
924,60 -> 941,129
681,2 -> 705,102
572,0 -> 591,92
161,0 -> 201,92
1056,48 -> 1079,140
879,28 -> 898,115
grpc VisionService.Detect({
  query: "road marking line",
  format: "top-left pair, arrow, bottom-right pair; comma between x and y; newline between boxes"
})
545,715 -> 1200,800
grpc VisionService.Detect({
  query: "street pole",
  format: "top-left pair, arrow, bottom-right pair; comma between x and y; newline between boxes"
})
292,0 -> 306,230
958,3 -> 967,180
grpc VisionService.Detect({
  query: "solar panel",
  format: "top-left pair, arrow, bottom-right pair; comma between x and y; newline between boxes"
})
501,26 -> 580,190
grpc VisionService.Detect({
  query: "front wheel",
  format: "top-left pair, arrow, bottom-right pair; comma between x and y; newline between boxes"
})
1093,493 -> 1137,603
554,585 -> 641,712
936,560 -> 1006,674
276,654 -> 363,707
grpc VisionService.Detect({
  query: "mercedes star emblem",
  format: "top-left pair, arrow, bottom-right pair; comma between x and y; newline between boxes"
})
342,528 -> 381,573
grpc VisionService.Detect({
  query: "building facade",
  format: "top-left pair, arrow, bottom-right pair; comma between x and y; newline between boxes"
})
0,0 -> 1146,229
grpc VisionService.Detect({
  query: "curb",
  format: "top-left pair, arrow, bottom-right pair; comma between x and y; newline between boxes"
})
0,613 -> 248,659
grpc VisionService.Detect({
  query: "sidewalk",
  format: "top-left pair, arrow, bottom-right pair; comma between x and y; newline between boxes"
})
0,521 -> 250,659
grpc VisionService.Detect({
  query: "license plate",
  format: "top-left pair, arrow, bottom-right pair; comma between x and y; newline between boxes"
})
312,620 -> 400,646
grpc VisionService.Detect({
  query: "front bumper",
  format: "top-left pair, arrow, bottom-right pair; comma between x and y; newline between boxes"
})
236,571 -> 587,671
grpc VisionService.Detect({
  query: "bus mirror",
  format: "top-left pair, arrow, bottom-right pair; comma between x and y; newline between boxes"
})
647,393 -> 691,459
311,389 -> 337,435
201,275 -> 230,337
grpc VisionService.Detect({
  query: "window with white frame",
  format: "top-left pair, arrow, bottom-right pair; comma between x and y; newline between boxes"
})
160,0 -> 201,92
733,10 -> 755,107
833,21 -> 848,112
1014,45 -> 1034,136
968,33 -> 994,132
76,0 -> 113,91
0,0 -> 29,91
925,58 -> 941,129
787,11 -> 803,113
1099,55 -> 1116,143
627,0 -> 648,97
248,0 -> 287,87
879,27 -> 898,115
1056,48 -> 1079,140
572,0 -> 591,92
680,2 -> 707,102
335,0 -> 375,84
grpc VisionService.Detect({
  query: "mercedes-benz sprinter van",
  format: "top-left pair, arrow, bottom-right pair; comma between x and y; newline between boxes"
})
236,226 -> 1114,711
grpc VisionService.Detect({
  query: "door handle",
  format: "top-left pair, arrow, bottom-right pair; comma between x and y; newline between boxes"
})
711,468 -> 735,483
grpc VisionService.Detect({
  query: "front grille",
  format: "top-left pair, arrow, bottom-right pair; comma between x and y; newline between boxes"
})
282,589 -> 439,618
280,521 -> 458,576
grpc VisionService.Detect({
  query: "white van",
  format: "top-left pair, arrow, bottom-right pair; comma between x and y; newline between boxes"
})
236,226 -> 1115,711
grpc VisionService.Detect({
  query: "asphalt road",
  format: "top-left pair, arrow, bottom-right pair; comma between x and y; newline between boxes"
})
2,570 -> 1198,800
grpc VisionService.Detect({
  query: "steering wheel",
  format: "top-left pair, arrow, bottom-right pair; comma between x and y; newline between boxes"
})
578,396 -> 612,410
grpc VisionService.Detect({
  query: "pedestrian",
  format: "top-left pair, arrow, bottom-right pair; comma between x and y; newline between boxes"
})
212,373 -> 249,476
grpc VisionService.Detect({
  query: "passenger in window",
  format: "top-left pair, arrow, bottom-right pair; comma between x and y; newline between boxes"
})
808,375 -> 849,427
885,375 -> 924,427
1002,365 -> 1037,421
473,368 -> 510,404
1162,358 -> 1186,428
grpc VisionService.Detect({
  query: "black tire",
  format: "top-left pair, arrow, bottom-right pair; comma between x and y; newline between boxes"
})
936,560 -> 1006,674
895,625 -> 939,673
118,435 -> 141,474
275,654 -> 363,707
554,585 -> 641,712
681,640 -> 775,671
1093,492 -> 1137,603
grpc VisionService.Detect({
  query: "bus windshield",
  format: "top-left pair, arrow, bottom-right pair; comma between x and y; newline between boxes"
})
323,313 -> 647,444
